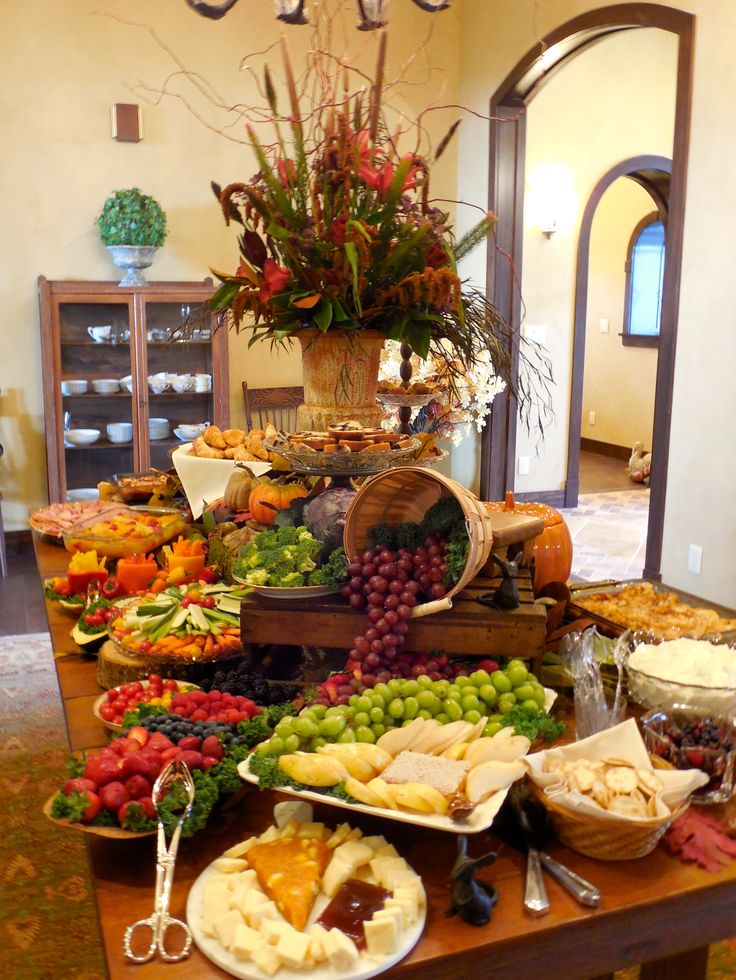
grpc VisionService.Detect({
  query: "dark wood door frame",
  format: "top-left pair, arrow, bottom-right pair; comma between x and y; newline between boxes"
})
566,154 -> 672,511
482,4 -> 695,582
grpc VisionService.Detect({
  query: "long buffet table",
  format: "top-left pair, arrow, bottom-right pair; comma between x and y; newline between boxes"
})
35,532 -> 736,980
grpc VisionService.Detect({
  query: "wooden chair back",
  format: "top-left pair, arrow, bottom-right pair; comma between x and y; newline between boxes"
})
242,382 -> 304,433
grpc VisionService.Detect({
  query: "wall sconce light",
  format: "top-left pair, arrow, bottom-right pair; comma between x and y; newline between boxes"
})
525,162 -> 577,240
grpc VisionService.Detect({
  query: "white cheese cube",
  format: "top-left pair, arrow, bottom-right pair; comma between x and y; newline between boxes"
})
344,827 -> 363,843
257,826 -> 281,844
382,868 -> 420,893
202,878 -> 233,937
373,906 -> 404,932
275,926 -> 312,968
260,919 -> 292,946
251,941 -> 282,977
374,843 -> 399,858
248,900 -> 280,929
212,857 -> 249,874
325,823 -> 352,849
309,923 -> 330,963
395,881 -> 425,907
321,858 -> 353,898
212,908 -> 245,951
241,888 -> 269,920
333,841 -> 374,871
231,922 -> 262,960
324,928 -> 360,970
223,836 -> 257,859
274,800 -> 314,828
369,856 -> 407,887
297,822 -> 327,841
360,835 -> 388,850
384,897 -> 413,927
364,915 -> 400,956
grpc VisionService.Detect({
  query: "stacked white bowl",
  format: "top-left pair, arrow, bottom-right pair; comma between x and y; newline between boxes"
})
92,378 -> 119,394
107,422 -> 133,444
193,373 -> 212,392
149,417 -> 170,440
61,379 -> 88,396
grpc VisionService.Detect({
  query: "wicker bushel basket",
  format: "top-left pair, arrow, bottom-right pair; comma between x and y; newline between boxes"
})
529,757 -> 686,861
342,466 -> 494,619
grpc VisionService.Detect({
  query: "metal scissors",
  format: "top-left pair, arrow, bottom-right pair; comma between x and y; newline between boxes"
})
123,760 -> 195,964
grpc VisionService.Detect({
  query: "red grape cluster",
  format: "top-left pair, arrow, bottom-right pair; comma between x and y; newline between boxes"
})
340,536 -> 454,687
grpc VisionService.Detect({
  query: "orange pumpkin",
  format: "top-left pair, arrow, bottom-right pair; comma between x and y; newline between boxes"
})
487,491 -> 572,593
248,483 -> 309,526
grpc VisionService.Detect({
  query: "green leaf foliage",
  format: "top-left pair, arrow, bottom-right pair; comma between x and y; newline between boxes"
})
97,187 -> 167,247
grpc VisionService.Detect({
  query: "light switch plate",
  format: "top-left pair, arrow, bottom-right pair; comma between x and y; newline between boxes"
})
517,456 -> 530,475
687,544 -> 703,575
599,318 -> 610,334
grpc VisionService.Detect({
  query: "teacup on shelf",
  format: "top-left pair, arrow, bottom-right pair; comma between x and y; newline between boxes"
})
148,372 -> 169,394
87,325 -> 112,343
119,375 -> 134,393
171,375 -> 192,393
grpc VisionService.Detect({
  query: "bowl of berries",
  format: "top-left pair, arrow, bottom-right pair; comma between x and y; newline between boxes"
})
94,674 -> 199,732
641,707 -> 736,804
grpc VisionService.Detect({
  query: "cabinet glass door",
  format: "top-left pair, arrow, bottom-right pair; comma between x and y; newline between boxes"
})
144,301 -> 215,470
59,302 -> 134,495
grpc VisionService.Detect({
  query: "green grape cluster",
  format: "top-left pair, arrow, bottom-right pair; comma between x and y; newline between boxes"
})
256,661 -> 547,758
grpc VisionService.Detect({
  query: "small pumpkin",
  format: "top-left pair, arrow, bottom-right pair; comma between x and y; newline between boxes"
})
224,467 -> 270,512
487,491 -> 572,593
248,482 -> 309,526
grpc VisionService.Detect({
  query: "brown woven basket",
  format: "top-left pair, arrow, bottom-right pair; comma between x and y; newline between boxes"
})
528,758 -> 685,861
342,466 -> 494,619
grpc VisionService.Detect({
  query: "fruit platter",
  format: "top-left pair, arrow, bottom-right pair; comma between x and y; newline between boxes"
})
187,811 -> 426,979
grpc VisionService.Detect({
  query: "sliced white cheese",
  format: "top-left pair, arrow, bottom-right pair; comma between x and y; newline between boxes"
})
223,837 -> 257,859
212,857 -> 249,874
373,843 -> 399,858
251,940 -> 281,977
308,923 -> 330,963
274,800 -> 313,828
372,906 -> 404,932
324,928 -> 360,970
248,900 -> 280,929
325,823 -> 353,849
360,835 -> 388,850
231,922 -> 263,960
344,827 -> 364,843
296,822 -> 327,841
212,908 -> 245,951
395,881 -> 426,909
260,919 -> 292,946
385,896 -> 415,927
369,856 -> 407,886
257,825 -> 281,844
275,926 -> 312,969
364,915 -> 400,957
333,840 -> 374,870
321,857 -> 353,899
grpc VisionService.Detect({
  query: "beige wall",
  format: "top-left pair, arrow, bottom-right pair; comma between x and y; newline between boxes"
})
0,0 -> 460,530
455,0 -> 736,606
581,178 -> 658,450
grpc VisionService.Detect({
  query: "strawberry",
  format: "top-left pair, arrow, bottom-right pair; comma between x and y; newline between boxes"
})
124,774 -> 152,800
79,790 -> 102,822
127,726 -> 150,748
64,777 -> 96,796
99,781 -> 130,812
177,750 -> 204,771
84,754 -> 122,788
177,736 -> 201,752
200,736 -> 224,760
147,733 -> 175,752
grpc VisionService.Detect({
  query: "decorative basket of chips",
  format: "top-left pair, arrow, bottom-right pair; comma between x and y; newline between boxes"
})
525,719 -> 709,860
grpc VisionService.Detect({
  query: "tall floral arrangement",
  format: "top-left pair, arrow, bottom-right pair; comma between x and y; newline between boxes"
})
210,29 -> 518,404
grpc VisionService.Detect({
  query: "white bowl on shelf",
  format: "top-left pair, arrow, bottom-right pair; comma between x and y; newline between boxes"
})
148,372 -> 169,394
65,428 -> 100,446
149,417 -> 170,440
171,375 -> 192,393
193,374 -> 212,392
174,422 -> 209,441
106,422 -> 133,444
119,375 -> 133,393
61,379 -> 88,396
92,378 -> 120,394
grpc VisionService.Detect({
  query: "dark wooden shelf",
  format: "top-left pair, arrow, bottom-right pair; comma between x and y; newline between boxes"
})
61,390 -> 212,398
59,340 -> 211,347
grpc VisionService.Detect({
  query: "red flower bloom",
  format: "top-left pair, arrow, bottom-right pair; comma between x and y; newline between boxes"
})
259,259 -> 290,302
358,153 -> 419,199
276,157 -> 297,187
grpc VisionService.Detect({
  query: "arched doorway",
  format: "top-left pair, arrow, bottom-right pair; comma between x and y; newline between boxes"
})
566,154 -> 673,508
481,4 -> 695,581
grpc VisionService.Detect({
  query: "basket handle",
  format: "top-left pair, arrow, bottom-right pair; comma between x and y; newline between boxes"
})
411,597 -> 453,618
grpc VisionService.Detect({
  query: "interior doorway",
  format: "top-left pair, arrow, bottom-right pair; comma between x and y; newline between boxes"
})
481,4 -> 695,582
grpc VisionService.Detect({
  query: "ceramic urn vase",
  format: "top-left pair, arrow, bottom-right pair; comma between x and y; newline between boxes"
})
296,328 -> 385,431
107,245 -> 158,287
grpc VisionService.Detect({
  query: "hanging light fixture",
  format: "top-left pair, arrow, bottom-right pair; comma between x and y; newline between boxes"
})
273,0 -> 308,24
185,0 -> 451,28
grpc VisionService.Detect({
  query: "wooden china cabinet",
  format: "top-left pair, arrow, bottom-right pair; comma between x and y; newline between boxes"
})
38,278 -> 229,502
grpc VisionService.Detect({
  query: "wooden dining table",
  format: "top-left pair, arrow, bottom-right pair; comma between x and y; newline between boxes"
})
35,532 -> 736,980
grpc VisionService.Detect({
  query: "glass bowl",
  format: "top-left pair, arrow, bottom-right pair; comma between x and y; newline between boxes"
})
641,706 -> 736,804
62,505 -> 186,558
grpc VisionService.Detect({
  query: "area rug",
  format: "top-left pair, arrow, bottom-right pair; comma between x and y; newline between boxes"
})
0,632 -> 108,980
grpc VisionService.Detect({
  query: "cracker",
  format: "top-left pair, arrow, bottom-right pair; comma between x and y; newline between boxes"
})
605,766 -> 639,794
608,794 -> 647,818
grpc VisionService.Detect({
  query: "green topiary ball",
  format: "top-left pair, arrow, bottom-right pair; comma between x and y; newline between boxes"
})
97,187 -> 167,247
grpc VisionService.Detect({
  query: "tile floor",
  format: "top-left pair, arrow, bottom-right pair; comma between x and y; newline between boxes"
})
561,488 -> 650,583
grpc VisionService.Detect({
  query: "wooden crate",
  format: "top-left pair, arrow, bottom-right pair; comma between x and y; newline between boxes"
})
240,567 -> 547,678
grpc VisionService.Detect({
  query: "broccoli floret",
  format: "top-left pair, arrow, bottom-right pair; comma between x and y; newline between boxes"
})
257,548 -> 291,571
295,526 -> 313,543
308,567 -> 328,585
236,542 -> 262,570
275,571 -> 304,588
422,497 -> 465,536
296,554 -> 317,574
274,526 -> 300,546
255,529 -> 279,551
243,568 -> 270,586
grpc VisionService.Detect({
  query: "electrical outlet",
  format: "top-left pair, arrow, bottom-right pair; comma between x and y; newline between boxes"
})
589,411 -> 596,426
600,318 -> 610,334
688,544 -> 703,575
517,456 -> 530,476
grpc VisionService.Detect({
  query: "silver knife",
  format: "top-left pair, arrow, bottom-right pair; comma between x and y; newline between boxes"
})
538,851 -> 601,908
524,846 -> 550,917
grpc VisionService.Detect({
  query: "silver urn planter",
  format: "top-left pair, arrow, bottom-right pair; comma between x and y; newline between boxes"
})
106,245 -> 158,287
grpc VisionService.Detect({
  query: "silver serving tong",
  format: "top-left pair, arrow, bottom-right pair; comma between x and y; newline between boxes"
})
124,760 -> 195,964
